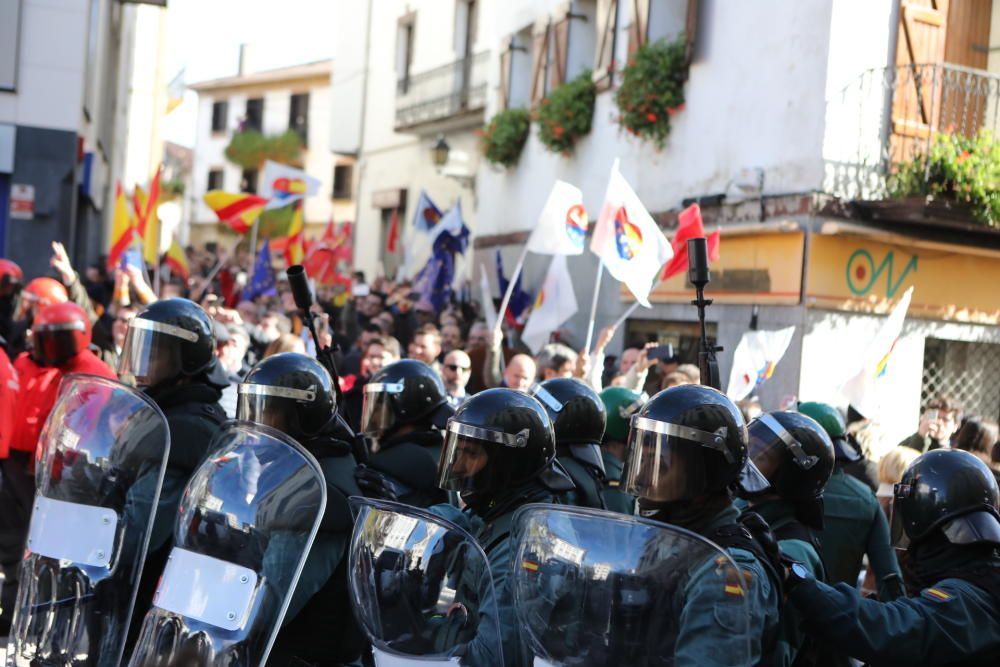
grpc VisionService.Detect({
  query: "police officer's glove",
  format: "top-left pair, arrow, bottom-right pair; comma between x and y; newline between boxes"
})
355,464 -> 399,502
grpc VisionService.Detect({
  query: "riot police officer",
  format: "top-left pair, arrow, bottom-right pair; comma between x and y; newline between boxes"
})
436,388 -> 574,666
599,386 -> 644,514
798,401 -> 902,601
237,352 -> 366,666
117,298 -> 228,634
622,384 -> 781,664
360,359 -> 453,507
532,378 -> 607,509
740,410 -> 835,665
785,449 -> 1000,666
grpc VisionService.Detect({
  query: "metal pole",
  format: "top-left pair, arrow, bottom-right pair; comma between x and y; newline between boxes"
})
584,260 -> 604,353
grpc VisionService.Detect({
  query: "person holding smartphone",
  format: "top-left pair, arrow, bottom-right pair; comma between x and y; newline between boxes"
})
899,396 -> 962,454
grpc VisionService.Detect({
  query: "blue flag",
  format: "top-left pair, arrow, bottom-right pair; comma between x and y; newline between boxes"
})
496,249 -> 532,328
413,203 -> 469,310
244,240 -> 277,301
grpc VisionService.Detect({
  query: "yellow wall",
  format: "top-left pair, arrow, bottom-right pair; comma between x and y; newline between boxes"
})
806,234 -> 1000,324
645,231 -> 805,305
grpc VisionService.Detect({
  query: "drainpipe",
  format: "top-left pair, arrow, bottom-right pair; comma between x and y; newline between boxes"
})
351,0 -> 374,268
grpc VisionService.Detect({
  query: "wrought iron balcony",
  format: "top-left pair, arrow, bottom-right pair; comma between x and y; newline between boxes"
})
824,63 -> 1000,201
396,52 -> 488,130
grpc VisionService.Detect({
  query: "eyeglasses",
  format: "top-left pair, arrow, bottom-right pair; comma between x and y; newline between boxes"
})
445,364 -> 471,372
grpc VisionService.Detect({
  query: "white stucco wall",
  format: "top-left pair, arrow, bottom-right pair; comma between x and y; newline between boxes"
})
476,0 -> 838,240
0,0 -> 88,132
350,0 -> 493,278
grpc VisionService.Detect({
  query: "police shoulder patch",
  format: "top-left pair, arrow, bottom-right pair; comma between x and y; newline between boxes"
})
921,587 -> 953,602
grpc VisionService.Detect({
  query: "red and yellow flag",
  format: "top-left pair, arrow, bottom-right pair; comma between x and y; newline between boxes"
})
203,190 -> 269,234
108,182 -> 137,270
135,166 -> 162,266
284,203 -> 305,265
164,237 -> 189,281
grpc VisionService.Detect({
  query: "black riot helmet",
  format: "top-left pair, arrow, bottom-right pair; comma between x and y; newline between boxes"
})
624,385 -> 763,508
891,449 -> 1000,549
742,411 -> 835,529
438,388 -> 556,508
360,359 -> 454,438
117,298 -> 216,389
238,353 -> 336,440
531,378 -> 607,446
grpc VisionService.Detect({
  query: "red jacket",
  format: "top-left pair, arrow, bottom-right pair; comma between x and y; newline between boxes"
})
11,350 -> 116,457
0,348 -> 19,459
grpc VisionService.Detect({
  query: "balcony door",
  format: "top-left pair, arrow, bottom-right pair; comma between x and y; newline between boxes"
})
890,0 -> 993,163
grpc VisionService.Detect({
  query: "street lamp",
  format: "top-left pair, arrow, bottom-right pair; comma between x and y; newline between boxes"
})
431,134 -> 450,167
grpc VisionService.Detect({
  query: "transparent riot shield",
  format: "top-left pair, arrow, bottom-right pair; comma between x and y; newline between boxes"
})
128,422 -> 326,667
349,498 -> 503,667
7,374 -> 170,667
512,505 -> 752,667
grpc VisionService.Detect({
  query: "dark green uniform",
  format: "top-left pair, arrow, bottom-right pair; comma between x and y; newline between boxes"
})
555,447 -> 606,510
790,556 -> 1000,666
817,468 -> 901,599
755,500 -> 826,666
600,449 -> 635,515
696,504 -> 782,665
369,429 -> 447,508
271,435 -> 365,665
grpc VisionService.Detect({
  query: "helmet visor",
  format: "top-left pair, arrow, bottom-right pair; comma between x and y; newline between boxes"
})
34,322 -> 85,366
237,383 -> 317,433
360,381 -> 404,437
623,416 -> 734,503
437,419 -> 529,493
747,413 -> 820,481
117,318 -> 193,388
889,487 -> 910,550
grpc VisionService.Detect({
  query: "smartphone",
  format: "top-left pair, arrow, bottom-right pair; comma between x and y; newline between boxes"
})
925,409 -> 939,421
647,344 -> 676,362
353,284 -> 371,297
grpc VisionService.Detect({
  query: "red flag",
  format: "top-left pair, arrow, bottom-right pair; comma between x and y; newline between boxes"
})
386,208 -> 400,254
660,204 -> 721,280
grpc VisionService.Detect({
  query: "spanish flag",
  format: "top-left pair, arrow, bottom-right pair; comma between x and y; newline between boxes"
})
203,190 -> 269,234
284,203 -> 305,265
164,238 -> 189,281
107,182 -> 137,270
135,166 -> 161,266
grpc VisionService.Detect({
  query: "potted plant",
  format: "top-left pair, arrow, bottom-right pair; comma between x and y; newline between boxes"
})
615,38 -> 688,148
480,108 -> 531,167
536,71 -> 596,155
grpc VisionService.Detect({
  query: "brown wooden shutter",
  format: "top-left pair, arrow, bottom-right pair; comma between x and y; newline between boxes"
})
684,0 -> 699,64
550,5 -> 571,87
530,17 -> 550,106
890,0 -> 948,162
592,0 -> 619,91
940,0 -> 991,137
627,0 -> 650,56
498,35 -> 513,110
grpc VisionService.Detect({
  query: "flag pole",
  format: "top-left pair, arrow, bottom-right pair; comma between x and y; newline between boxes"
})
583,260 -> 604,353
492,245 -> 529,338
611,300 -> 643,332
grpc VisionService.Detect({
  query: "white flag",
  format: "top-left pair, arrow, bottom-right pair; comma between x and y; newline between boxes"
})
589,160 -> 672,307
527,180 -> 588,255
726,327 -> 797,401
840,287 -> 914,418
521,255 -> 579,354
479,263 -> 497,332
260,160 -> 321,209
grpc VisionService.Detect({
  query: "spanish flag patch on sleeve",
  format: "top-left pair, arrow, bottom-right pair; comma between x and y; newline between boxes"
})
922,587 -> 953,602
522,560 -> 539,572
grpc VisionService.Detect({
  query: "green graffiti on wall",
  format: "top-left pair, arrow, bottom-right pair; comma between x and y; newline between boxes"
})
845,249 -> 918,297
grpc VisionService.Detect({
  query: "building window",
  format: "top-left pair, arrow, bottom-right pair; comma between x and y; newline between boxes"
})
455,0 -> 478,58
289,93 -> 309,146
0,0 -> 22,91
245,97 -> 263,132
397,14 -> 416,94
593,0 -> 620,90
207,169 -> 224,192
333,164 -> 353,199
240,168 -> 258,194
211,100 -> 228,133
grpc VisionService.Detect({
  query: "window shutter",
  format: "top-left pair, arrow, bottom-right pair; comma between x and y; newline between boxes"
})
530,16 -> 550,106
891,1 -> 948,140
498,35 -> 513,110
550,4 -> 571,87
627,0 -> 650,56
593,0 -> 619,91
684,0 -> 700,65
